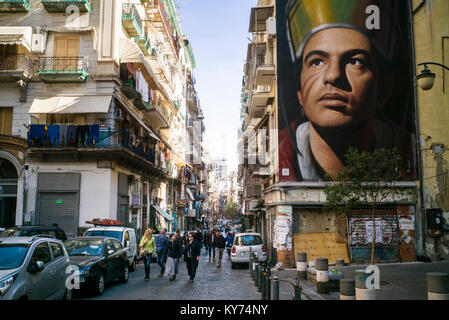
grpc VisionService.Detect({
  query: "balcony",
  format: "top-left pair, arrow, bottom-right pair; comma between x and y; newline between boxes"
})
122,4 -> 144,38
247,85 -> 270,120
133,35 -> 151,56
121,80 -> 149,112
28,125 -> 161,170
0,54 -> 34,82
186,88 -> 198,110
42,0 -> 92,13
0,0 -> 31,13
144,99 -> 169,129
38,56 -> 88,83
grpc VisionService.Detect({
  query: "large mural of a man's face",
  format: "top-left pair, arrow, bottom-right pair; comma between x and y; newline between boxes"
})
277,0 -> 416,182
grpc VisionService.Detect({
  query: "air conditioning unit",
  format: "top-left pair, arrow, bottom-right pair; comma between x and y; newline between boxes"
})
115,109 -> 124,121
31,34 -> 45,53
266,17 -> 276,37
128,175 -> 135,184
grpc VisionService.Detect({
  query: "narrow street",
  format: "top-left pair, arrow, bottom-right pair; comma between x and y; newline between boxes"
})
77,249 -> 260,300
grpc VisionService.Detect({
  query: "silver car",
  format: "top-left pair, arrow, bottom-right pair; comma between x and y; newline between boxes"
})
0,236 -> 72,300
230,233 -> 267,269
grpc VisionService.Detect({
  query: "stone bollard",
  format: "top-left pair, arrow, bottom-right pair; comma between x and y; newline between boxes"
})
297,252 -> 307,280
249,247 -> 253,275
272,275 -> 279,300
316,258 -> 329,294
265,268 -> 271,301
336,258 -> 345,267
340,279 -> 356,300
427,272 -> 449,300
355,270 -> 376,300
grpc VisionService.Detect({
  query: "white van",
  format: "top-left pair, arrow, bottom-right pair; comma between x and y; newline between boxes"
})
83,226 -> 138,272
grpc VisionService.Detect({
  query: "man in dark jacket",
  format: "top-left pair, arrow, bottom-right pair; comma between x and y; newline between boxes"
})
205,228 -> 216,263
213,230 -> 226,268
184,232 -> 201,282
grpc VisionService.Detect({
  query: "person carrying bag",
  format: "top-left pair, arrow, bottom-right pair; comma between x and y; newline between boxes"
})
139,229 -> 156,281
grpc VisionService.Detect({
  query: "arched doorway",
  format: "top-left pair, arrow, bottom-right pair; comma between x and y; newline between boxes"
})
0,158 -> 18,228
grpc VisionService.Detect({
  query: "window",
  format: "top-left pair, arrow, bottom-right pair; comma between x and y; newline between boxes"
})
236,235 -> 262,246
124,231 -> 130,241
30,242 -> 52,265
50,242 -> 63,260
0,107 -> 13,136
112,240 -> 122,251
84,230 -> 122,241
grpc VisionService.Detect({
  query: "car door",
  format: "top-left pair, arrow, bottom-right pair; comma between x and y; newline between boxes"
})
104,240 -> 117,281
49,241 -> 68,299
112,239 -> 126,274
27,242 -> 54,300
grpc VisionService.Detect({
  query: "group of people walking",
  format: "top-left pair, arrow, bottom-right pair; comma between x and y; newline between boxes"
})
138,227 -> 235,283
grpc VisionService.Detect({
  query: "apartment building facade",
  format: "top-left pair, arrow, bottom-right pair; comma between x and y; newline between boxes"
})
0,0 -> 208,238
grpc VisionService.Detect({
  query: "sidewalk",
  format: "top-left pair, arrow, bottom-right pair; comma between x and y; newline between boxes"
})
273,260 -> 449,300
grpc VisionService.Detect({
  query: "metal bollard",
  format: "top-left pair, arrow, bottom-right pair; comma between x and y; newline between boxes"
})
252,256 -> 258,283
316,258 -> 329,294
355,270 -> 376,300
297,252 -> 307,280
249,247 -> 253,275
427,272 -> 449,300
254,259 -> 259,285
295,285 -> 301,300
272,275 -> 279,300
257,263 -> 263,293
265,268 -> 271,300
261,263 -> 267,298
340,279 -> 356,300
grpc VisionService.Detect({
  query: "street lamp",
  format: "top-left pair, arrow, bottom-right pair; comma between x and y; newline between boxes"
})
417,62 -> 449,90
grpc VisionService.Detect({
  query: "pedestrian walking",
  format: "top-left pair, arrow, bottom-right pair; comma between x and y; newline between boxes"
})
184,232 -> 201,282
156,227 -> 169,277
139,229 -> 156,281
205,228 -> 216,262
225,232 -> 234,257
195,228 -> 204,253
165,233 -> 182,281
213,230 -> 226,268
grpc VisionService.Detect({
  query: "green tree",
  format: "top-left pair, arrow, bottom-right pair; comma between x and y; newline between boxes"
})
223,202 -> 239,220
324,147 -> 408,265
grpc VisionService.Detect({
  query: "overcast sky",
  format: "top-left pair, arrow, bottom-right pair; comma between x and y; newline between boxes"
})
177,0 -> 257,172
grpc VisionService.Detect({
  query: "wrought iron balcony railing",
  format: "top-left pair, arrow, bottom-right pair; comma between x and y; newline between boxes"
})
0,54 -> 35,77
37,56 -> 88,82
122,3 -> 144,38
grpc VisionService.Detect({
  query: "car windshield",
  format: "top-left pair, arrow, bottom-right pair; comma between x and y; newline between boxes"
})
0,245 -> 30,270
84,230 -> 122,241
0,229 -> 24,238
65,240 -> 105,256
236,235 -> 262,246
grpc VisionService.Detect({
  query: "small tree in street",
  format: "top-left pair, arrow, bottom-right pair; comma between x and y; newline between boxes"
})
223,202 -> 239,220
324,147 -> 408,265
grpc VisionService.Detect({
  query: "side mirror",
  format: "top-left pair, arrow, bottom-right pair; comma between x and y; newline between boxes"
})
107,249 -> 114,255
29,261 -> 45,274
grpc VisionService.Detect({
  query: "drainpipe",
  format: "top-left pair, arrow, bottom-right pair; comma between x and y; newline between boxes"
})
409,0 -> 427,257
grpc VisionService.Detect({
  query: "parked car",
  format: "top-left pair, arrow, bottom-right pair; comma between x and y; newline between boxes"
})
230,233 -> 267,269
0,236 -> 72,300
0,226 -> 67,242
64,237 -> 129,296
82,226 -> 137,272
0,228 -> 5,233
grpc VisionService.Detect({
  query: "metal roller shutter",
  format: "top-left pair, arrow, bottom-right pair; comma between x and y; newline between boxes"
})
38,193 -> 78,239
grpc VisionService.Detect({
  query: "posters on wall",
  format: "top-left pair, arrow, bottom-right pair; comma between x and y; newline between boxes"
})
273,215 -> 292,250
277,0 -> 416,182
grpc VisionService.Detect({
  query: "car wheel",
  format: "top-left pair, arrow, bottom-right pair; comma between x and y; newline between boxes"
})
119,264 -> 129,283
93,272 -> 106,296
129,258 -> 136,272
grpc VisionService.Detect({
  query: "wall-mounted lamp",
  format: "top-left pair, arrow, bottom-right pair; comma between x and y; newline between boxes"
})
417,62 -> 449,90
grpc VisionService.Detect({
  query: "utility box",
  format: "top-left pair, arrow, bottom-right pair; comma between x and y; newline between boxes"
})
266,17 -> 276,37
31,33 -> 45,53
427,208 -> 443,237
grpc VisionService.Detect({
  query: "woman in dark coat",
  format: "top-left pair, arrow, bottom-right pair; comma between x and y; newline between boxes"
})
166,234 -> 182,281
184,232 -> 201,282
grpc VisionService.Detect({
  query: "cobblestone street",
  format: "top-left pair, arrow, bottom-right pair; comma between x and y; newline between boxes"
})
77,248 -> 261,300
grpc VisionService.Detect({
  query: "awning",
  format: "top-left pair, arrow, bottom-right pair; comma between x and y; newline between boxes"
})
186,187 -> 195,201
0,27 -> 32,51
120,38 -> 142,63
249,6 -> 274,32
152,205 -> 174,222
29,95 -> 112,114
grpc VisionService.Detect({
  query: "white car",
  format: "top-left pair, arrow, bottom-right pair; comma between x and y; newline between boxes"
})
82,227 -> 137,272
230,233 -> 267,269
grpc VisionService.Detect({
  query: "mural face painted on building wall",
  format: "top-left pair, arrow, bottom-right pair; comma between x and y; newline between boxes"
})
277,0 -> 416,181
